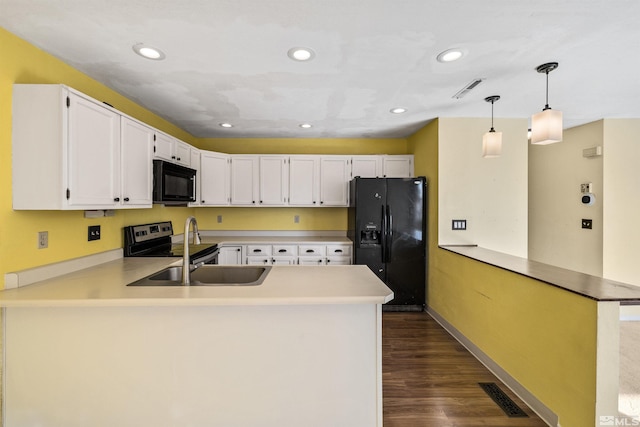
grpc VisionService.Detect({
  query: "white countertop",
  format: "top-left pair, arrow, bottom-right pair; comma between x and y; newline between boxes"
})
0,257 -> 392,308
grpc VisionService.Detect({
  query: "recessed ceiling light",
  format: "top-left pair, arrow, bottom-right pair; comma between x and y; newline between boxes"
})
219,123 -> 233,128
390,107 -> 407,114
299,123 -> 313,129
132,43 -> 166,60
436,48 -> 464,63
287,47 -> 315,62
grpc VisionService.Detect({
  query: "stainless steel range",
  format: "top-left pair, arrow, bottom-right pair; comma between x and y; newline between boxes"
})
123,221 -> 218,265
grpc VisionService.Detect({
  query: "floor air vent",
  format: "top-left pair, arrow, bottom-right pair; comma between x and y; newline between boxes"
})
478,382 -> 528,417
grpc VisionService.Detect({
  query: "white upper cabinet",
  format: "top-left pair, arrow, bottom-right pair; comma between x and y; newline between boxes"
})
288,156 -> 350,207
288,156 -> 320,206
351,156 -> 383,178
153,131 -> 191,167
383,155 -> 414,177
259,156 -> 288,206
200,151 -> 230,206
120,117 -> 153,208
319,156 -> 350,206
66,92 -> 121,208
174,140 -> 191,167
230,155 -> 259,205
12,84 -> 148,210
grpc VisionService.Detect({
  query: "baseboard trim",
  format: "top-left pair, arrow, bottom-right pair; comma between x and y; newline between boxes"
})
426,307 -> 558,427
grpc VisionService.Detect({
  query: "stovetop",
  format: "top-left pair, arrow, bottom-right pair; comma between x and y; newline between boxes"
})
123,221 -> 217,262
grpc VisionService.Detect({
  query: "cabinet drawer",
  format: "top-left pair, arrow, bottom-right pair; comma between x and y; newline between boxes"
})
246,256 -> 272,265
298,245 -> 326,256
326,256 -> 351,265
246,245 -> 272,256
298,257 -> 326,266
326,244 -> 351,256
272,245 -> 298,256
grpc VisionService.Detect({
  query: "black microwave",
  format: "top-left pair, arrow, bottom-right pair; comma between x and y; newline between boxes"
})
152,160 -> 196,204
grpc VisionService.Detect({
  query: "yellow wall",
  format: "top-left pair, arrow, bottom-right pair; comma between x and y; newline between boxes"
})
0,28 -> 195,286
198,138 -> 407,154
0,28 -> 409,287
409,120 -> 598,427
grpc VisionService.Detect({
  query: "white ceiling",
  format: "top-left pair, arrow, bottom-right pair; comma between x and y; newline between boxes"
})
2,0 -> 640,139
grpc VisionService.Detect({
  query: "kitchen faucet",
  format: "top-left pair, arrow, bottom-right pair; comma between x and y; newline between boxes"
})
182,216 -> 202,285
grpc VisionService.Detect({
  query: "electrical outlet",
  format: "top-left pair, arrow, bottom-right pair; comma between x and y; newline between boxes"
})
88,225 -> 101,241
452,219 -> 467,230
294,215 -> 300,223
582,219 -> 593,229
217,215 -> 223,223
38,231 -> 48,249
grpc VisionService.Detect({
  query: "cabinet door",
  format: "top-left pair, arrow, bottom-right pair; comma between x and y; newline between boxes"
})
246,257 -> 273,265
174,141 -> 191,166
67,93 -> 120,207
351,156 -> 382,178
200,151 -> 230,205
120,117 -> 153,207
288,156 -> 319,206
153,132 -> 174,161
259,156 -> 288,205
230,156 -> 259,205
383,155 -> 414,177
218,246 -> 243,265
319,156 -> 350,206
298,257 -> 326,265
326,256 -> 351,265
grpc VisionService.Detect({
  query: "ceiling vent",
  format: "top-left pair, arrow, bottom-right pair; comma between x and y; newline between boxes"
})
452,79 -> 484,99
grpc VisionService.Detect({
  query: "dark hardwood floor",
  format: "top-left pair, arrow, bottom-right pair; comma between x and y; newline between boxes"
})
382,312 -> 549,426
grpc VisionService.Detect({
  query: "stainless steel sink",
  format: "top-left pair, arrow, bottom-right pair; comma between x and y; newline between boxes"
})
127,265 -> 271,286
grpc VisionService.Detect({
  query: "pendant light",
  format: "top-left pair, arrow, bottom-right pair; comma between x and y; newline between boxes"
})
482,95 -> 502,158
531,62 -> 562,145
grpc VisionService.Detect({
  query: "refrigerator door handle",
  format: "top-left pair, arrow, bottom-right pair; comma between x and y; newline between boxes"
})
381,204 -> 388,263
387,205 -> 393,261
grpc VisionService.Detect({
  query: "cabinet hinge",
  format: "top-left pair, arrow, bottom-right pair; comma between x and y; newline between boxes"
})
66,188 -> 70,199
66,97 -> 70,108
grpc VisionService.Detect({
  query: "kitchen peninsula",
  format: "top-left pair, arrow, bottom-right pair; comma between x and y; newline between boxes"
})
0,256 -> 393,427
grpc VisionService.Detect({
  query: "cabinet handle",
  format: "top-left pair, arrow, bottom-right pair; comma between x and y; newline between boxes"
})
124,197 -> 130,202
327,259 -> 331,263
252,201 -> 256,204
317,259 -> 322,264
320,201 -> 324,205
114,197 -> 120,202
253,249 -> 262,253
306,249 -> 314,253
278,249 -> 287,253
172,156 -> 176,159
260,200 -> 263,204
202,200 -> 205,203
334,249 -> 343,253
237,248 -> 241,252
313,201 -> 316,204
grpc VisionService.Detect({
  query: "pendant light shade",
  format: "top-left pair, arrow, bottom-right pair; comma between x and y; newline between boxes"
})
531,62 -> 562,145
531,108 -> 562,145
482,95 -> 502,158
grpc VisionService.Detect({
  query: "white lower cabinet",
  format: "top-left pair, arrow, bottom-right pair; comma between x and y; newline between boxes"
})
298,245 -> 327,266
218,245 -> 243,265
246,244 -> 272,265
218,241 -> 351,265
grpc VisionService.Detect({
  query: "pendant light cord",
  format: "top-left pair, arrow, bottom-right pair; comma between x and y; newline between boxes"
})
544,70 -> 550,110
490,100 -> 495,132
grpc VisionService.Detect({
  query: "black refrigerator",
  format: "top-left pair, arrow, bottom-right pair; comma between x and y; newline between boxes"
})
347,177 -> 427,311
